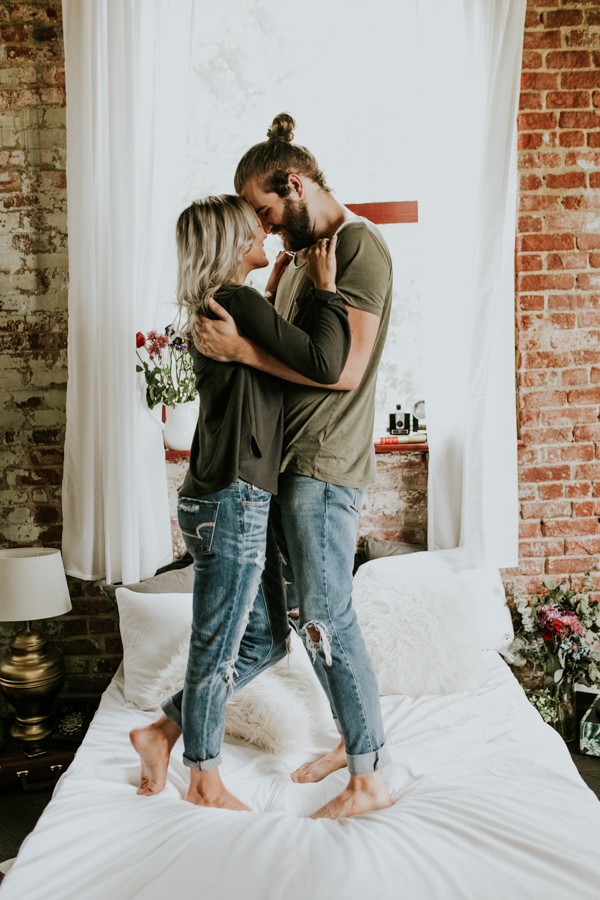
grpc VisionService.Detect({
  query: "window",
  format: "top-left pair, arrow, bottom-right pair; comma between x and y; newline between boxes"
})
181,0 -> 422,439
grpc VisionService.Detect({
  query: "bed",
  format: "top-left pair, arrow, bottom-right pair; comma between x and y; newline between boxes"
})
2,550 -> 599,900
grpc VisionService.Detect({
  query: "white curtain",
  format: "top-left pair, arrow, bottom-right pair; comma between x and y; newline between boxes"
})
418,0 -> 525,568
61,0 -> 194,583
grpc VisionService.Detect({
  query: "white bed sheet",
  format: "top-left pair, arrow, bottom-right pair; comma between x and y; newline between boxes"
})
2,653 -> 599,900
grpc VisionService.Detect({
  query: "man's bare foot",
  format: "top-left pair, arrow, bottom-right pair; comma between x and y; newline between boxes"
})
130,717 -> 181,796
291,737 -> 347,783
310,771 -> 393,819
185,768 -> 251,811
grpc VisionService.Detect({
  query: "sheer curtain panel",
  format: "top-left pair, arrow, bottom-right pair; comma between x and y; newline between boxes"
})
417,0 -> 525,568
61,0 -> 194,582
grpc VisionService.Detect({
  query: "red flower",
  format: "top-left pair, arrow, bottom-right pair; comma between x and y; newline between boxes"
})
136,331 -> 146,349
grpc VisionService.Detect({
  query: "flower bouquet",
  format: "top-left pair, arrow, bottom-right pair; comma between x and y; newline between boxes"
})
503,578 -> 600,741
136,325 -> 197,410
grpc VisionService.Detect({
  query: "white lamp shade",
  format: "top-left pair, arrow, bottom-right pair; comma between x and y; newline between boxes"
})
0,548 -> 72,622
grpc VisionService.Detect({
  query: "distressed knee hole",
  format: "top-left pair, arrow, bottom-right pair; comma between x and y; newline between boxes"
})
222,658 -> 237,687
301,620 -> 333,667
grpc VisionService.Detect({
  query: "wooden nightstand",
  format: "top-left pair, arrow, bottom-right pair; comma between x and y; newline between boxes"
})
0,730 -> 74,793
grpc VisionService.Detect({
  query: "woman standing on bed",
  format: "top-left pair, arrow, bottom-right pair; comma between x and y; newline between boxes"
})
131,194 -> 350,810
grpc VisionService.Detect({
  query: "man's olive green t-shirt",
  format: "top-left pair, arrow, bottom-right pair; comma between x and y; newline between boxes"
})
275,215 -> 393,488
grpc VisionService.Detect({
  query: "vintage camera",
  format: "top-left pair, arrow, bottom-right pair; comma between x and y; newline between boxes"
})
387,405 -> 412,435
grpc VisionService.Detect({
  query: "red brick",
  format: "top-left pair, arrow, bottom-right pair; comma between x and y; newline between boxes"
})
558,444 -> 596,462
546,51 -> 591,69
518,273 -> 575,291
519,132 -> 545,150
590,252 -> 600,265
519,194 -> 563,212
517,253 -> 544,271
565,482 -> 593,499
520,233 -> 575,251
559,130 -> 586,146
578,234 -> 600,250
547,556 -> 595,574
520,92 -> 544,111
573,500 -> 600,516
518,216 -> 543,233
520,538 -> 565,557
548,294 -> 587,312
524,29 -> 562,50
522,50 -> 544,70
538,483 -> 565,500
559,110 -> 600,128
546,171 -> 588,189
561,368 -> 589,386
522,350 -> 571,368
520,173 -> 543,191
520,500 -> 572,519
589,133 -> 600,147
567,386 -> 600,404
519,112 -> 559,131
561,70 -> 600,89
546,251 -> 588,269
574,424 -> 600,440
522,71 -> 560,90
520,426 -> 574,443
591,369 -> 600,383
521,464 -> 572,482
546,90 -> 591,108
577,272 -> 600,290
574,462 -> 600,480
519,521 -> 542,539
565,537 -> 600,556
518,295 -> 546,311
540,406 -> 599,425
567,29 -> 600,50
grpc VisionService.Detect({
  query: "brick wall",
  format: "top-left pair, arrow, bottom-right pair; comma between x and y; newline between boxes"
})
0,0 -> 597,712
510,0 -> 600,597
0,1 -> 119,712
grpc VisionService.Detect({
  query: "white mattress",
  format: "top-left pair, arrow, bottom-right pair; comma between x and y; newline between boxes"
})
3,653 -> 599,900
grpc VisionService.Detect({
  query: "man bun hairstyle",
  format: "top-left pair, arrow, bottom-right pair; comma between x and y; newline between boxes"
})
234,112 -> 330,197
266,112 -> 295,143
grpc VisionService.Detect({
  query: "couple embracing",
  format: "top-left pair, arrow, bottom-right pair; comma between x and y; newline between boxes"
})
131,112 -> 394,820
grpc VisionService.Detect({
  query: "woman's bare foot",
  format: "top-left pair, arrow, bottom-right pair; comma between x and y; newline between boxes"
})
185,768 -> 251,811
291,737 -> 347,783
310,771 -> 393,819
130,716 -> 181,795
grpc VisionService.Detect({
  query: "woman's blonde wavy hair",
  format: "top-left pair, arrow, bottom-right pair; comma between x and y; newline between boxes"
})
176,194 -> 258,324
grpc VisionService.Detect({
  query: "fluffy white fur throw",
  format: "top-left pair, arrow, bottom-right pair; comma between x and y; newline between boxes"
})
143,632 -> 330,755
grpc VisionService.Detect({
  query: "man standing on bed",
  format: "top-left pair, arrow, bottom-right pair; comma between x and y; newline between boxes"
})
194,113 -> 394,819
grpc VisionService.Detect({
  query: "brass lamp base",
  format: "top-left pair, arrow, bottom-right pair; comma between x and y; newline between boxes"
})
0,624 -> 65,742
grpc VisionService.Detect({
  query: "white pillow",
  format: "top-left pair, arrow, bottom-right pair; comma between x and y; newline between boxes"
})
355,549 -> 513,652
353,553 -> 483,696
115,588 -> 193,708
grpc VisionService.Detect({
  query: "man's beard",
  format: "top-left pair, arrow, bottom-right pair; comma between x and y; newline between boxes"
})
276,198 -> 315,252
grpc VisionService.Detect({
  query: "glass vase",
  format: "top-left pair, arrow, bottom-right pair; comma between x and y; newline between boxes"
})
553,679 -> 576,744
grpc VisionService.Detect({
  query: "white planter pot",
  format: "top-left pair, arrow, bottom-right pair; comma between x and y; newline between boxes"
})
163,400 -> 198,451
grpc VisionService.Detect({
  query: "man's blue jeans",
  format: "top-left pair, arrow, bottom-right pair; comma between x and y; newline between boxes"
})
272,473 -> 389,775
162,481 -> 289,770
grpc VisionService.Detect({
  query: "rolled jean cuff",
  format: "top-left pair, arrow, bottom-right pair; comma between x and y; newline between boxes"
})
183,752 -> 221,771
161,697 -> 182,729
346,742 -> 391,776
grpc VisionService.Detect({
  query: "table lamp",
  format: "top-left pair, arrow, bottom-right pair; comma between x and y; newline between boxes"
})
0,548 -> 72,743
